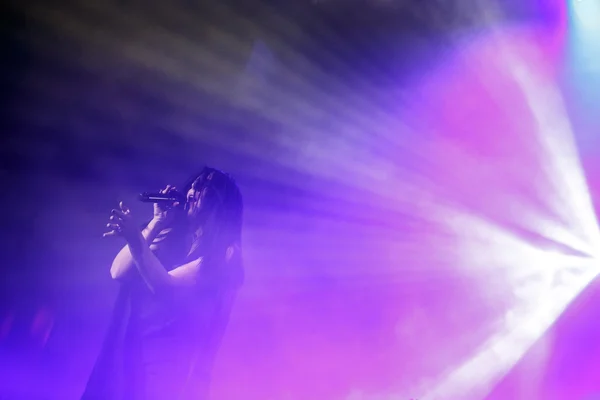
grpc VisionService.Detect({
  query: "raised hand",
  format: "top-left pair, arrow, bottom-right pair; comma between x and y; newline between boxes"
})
103,201 -> 140,243
152,185 -> 180,227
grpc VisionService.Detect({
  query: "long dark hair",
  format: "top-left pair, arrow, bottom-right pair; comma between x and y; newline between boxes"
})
182,166 -> 244,287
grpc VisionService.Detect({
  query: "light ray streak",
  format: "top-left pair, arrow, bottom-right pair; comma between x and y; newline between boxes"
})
507,55 -> 600,252
414,205 -> 600,399
476,19 -> 600,246
419,29 -> 600,400
27,1 -> 450,208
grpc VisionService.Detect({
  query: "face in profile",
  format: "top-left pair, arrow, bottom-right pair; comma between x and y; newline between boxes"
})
184,180 -> 204,220
184,173 -> 218,223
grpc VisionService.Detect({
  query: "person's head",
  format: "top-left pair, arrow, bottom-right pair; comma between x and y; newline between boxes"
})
182,167 -> 243,260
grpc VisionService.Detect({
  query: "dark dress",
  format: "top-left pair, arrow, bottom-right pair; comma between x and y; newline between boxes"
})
81,232 -> 243,400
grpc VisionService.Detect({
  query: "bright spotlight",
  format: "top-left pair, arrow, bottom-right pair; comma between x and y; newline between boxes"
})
571,0 -> 600,33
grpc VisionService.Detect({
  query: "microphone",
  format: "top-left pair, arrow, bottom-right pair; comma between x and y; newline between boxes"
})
139,191 -> 185,204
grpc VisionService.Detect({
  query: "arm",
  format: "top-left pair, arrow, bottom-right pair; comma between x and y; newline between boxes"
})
106,200 -> 237,294
109,218 -> 169,281
127,233 -> 203,294
127,230 -> 240,295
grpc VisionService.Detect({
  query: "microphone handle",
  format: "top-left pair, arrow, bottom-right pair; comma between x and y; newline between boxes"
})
139,192 -> 184,203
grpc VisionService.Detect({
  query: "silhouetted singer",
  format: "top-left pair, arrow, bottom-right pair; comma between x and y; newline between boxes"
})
82,166 -> 244,400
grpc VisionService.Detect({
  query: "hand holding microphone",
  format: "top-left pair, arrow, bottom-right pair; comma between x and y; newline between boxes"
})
138,187 -> 185,204
145,185 -> 184,228
105,185 -> 184,239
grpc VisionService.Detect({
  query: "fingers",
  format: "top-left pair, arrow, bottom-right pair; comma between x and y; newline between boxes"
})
160,185 -> 172,194
119,201 -> 130,214
159,185 -> 177,194
111,208 -> 127,219
103,220 -> 122,237
106,222 -> 121,231
103,230 -> 119,238
104,201 -> 133,238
